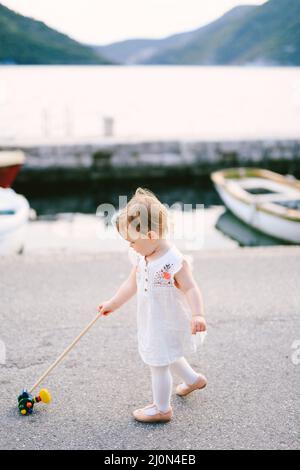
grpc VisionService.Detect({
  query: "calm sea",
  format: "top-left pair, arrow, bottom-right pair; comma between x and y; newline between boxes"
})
0,65 -> 300,143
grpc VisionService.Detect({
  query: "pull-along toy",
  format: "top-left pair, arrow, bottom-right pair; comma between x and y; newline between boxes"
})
18,311 -> 102,415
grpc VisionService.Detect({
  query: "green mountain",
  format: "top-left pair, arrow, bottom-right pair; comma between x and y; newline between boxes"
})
2,0 -> 299,66
97,0 -> 300,66
143,0 -> 300,65
0,3 -> 113,65
93,26 -> 209,65
95,5 -> 255,65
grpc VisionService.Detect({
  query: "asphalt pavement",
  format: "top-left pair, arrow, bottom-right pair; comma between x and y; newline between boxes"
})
0,246 -> 299,450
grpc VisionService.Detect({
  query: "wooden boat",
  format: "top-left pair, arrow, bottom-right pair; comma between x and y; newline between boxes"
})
211,168 -> 300,244
0,150 -> 25,188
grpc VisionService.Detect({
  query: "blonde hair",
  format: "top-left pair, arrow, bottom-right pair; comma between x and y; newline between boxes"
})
115,187 -> 169,240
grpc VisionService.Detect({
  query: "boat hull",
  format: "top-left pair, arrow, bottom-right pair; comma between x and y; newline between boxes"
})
0,188 -> 30,255
212,168 -> 300,244
216,185 -> 300,244
0,164 -> 22,188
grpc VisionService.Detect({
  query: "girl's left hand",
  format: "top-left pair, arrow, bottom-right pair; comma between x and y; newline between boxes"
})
191,315 -> 207,334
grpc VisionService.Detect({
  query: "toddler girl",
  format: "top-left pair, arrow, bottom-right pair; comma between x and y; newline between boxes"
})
98,188 -> 207,423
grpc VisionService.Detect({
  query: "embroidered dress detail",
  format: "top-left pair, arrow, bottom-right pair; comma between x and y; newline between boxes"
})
128,245 -> 198,366
153,263 -> 174,287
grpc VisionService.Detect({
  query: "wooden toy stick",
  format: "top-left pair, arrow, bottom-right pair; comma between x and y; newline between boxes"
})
29,312 -> 102,394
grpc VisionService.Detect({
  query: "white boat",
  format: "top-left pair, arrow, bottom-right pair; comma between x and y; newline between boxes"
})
211,168 -> 300,244
0,188 -> 30,255
0,151 -> 30,255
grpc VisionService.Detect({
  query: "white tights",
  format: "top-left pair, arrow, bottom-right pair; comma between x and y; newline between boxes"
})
146,356 -> 200,415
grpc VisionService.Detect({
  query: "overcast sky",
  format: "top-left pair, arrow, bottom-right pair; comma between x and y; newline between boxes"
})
2,0 -> 268,45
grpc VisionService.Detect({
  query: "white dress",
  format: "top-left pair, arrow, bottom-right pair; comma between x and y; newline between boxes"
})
128,245 -> 198,367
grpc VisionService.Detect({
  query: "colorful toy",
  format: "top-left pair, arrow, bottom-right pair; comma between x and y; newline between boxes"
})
18,312 -> 102,415
18,389 -> 51,415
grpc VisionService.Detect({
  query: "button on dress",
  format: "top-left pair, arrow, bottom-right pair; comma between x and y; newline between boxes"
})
128,245 -> 198,367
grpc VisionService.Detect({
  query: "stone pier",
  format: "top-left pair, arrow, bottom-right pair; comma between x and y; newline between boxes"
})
1,139 -> 300,191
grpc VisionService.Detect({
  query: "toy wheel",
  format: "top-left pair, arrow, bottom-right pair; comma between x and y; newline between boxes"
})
39,389 -> 51,404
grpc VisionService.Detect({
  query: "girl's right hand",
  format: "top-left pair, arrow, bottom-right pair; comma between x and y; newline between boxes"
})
98,300 -> 115,316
